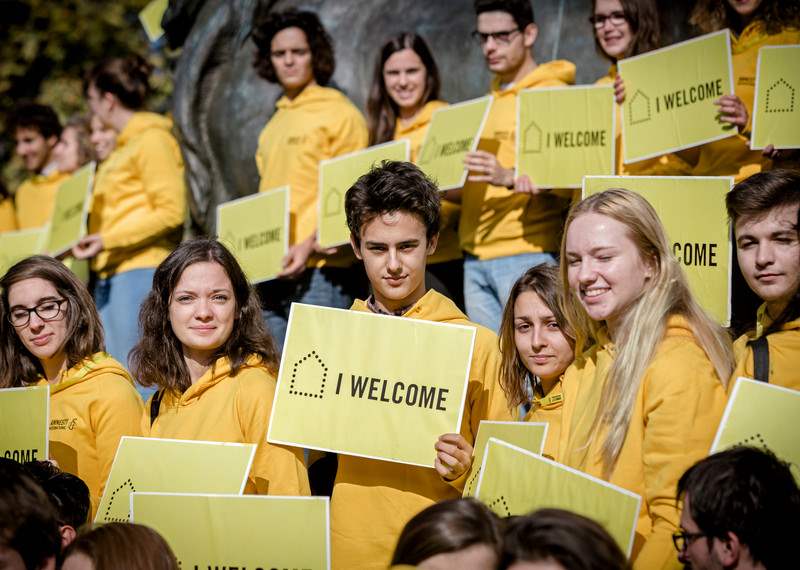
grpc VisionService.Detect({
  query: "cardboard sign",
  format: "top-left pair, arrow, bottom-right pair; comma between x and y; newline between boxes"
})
95,437 -> 255,524
751,45 -> 800,150
711,377 -> 800,475
517,85 -> 615,188
463,421 -> 547,497
268,303 -> 475,467
583,175 -> 732,325
417,96 -> 493,191
318,140 -> 409,248
45,163 -> 94,256
619,30 -> 735,163
0,385 -> 49,464
0,227 -> 47,276
132,493 -> 330,570
217,185 -> 289,284
139,0 -> 168,42
475,438 -> 641,555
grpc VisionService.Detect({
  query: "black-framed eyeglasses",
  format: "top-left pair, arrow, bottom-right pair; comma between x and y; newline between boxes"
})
589,11 -> 627,29
471,28 -> 520,45
672,530 -> 707,552
8,299 -> 67,328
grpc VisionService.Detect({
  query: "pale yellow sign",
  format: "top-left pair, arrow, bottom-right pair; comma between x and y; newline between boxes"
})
132,493 -> 330,570
95,437 -> 255,524
46,163 -> 94,256
0,385 -> 49,463
268,303 -> 476,467
619,30 -> 734,163
417,96 -> 493,191
463,421 -> 547,497
517,85 -> 615,188
0,227 -> 47,276
217,185 -> 289,284
751,45 -> 800,149
583,175 -> 732,325
475,438 -> 641,555
138,0 -> 168,43
318,140 -> 409,248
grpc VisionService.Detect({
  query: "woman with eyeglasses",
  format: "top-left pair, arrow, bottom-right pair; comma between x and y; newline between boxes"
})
0,255 -> 143,515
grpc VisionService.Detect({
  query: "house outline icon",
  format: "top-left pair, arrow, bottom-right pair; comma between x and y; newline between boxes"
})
765,78 -> 795,113
419,136 -> 439,164
522,121 -> 543,154
629,90 -> 652,125
324,187 -> 342,217
289,350 -> 327,399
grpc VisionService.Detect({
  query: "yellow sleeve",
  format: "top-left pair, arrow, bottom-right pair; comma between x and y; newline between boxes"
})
236,372 -> 310,496
101,130 -> 186,250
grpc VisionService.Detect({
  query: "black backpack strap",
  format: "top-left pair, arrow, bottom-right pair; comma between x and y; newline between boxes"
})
747,336 -> 770,383
150,390 -> 164,426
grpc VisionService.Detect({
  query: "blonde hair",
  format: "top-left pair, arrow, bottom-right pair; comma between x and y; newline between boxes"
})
559,189 -> 733,474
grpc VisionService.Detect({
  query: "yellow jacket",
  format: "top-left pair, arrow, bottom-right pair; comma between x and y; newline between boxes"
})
143,355 -> 310,496
394,100 -> 462,265
15,170 -> 70,230
460,62 -> 575,259
0,196 -> 17,232
558,316 -> 728,570
256,84 -> 367,267
732,304 -> 800,390
523,377 -> 564,461
88,112 -> 186,278
38,352 -> 143,516
331,289 -> 512,569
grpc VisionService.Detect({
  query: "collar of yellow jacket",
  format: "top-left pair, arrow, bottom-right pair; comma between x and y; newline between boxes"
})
116,112 -> 173,147
490,59 -> 576,96
27,169 -> 69,186
754,303 -> 800,338
730,20 -> 800,54
275,83 -> 342,110
37,352 -> 132,394
581,314 -> 694,362
351,288 -> 468,324
394,100 -> 448,138
171,353 -> 266,403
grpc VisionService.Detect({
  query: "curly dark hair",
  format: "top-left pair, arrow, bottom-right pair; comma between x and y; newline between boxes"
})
690,0 -> 800,34
9,102 -> 62,140
251,7 -> 335,86
130,238 -> 280,393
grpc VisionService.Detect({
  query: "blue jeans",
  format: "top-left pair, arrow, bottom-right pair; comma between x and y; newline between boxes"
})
464,252 -> 556,333
94,267 -> 156,400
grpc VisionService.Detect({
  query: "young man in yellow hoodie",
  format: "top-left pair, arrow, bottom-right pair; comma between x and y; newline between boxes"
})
460,0 -> 575,333
726,170 -> 800,390
10,103 -> 69,230
331,161 -> 512,569
251,8 -> 368,348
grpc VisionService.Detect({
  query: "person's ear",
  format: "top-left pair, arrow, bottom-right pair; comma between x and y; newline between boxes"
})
60,524 -> 78,549
426,233 -> 439,256
523,23 -> 538,48
350,234 -> 363,260
712,532 -> 742,567
46,135 -> 59,151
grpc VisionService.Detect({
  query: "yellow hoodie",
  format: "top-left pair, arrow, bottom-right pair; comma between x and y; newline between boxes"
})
38,352 -> 143,516
394,100 -> 462,265
88,112 -> 186,278
256,84 -> 367,267
459,62 -> 575,259
331,289 -> 512,570
143,355 -> 310,496
15,170 -> 70,230
732,304 -> 800,390
523,377 -> 564,461
558,316 -> 728,570
0,196 -> 17,232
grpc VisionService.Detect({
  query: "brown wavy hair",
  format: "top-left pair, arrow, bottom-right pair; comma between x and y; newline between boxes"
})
64,522 -> 179,570
590,0 -> 661,61
0,256 -> 104,388
85,54 -> 153,110
690,0 -> 800,34
130,238 -> 279,393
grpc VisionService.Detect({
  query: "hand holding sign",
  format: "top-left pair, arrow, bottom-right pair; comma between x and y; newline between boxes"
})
434,433 -> 474,481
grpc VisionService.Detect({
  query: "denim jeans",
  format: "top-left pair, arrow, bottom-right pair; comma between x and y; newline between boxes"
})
94,267 -> 156,400
463,252 -> 556,333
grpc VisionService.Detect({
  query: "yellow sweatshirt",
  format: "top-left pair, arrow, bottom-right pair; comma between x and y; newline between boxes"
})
523,377 -> 564,461
394,100 -> 462,265
143,355 -> 310,496
331,289 -> 512,569
15,170 -> 70,230
256,84 -> 367,267
460,62 -> 575,259
732,304 -> 800,390
0,196 -> 17,232
88,112 -> 186,278
37,352 -> 143,515
558,317 -> 728,570
690,23 -> 800,181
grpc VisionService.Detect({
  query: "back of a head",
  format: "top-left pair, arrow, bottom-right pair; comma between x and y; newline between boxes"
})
63,523 -> 178,570
9,102 -> 62,140
501,509 -> 630,570
678,446 -> 800,569
23,461 -> 90,531
85,55 -> 152,110
474,0 -> 535,28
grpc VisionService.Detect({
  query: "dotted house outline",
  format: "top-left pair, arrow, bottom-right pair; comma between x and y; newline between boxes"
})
289,350 -> 327,399
765,78 -> 795,113
628,90 -> 652,125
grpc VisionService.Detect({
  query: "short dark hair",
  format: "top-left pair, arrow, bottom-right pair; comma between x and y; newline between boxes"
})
500,509 -> 630,570
345,160 -> 441,248
391,498 -> 502,566
9,102 -> 62,140
0,458 -> 61,570
677,446 -> 800,569
85,55 -> 153,110
23,460 -> 90,531
726,168 -> 800,226
251,8 -> 335,86
474,0 -> 535,28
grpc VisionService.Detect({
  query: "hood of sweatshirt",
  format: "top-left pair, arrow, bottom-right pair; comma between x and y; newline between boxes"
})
116,112 -> 174,147
170,354 -> 267,405
275,83 -> 350,112
41,352 -> 133,394
351,288 -> 470,325
491,59 -> 576,96
395,100 -> 448,138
